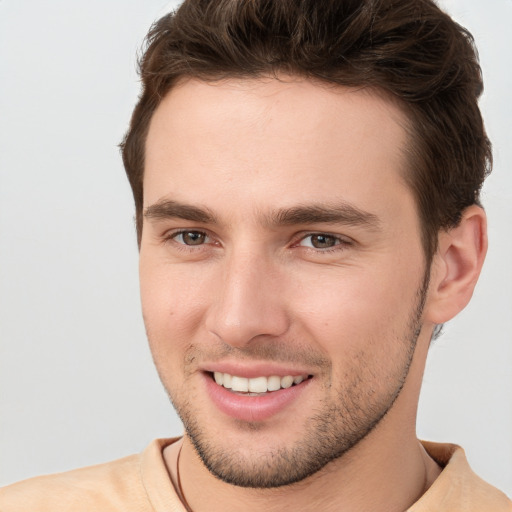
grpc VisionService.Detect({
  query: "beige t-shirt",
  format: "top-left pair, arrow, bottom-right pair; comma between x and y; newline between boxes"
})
1,438 -> 510,511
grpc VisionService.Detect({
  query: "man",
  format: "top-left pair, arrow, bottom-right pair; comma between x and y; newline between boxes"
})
1,0 -> 510,510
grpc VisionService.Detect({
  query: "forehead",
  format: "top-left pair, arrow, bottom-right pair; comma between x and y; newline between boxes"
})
144,76 -> 413,220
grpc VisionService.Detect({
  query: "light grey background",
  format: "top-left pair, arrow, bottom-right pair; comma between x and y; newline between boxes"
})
1,0 -> 511,497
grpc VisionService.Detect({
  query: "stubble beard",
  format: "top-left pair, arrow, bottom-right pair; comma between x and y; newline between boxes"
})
161,274 -> 430,489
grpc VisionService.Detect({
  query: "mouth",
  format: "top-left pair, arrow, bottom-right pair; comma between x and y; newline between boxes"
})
209,371 -> 312,396
202,364 -> 314,422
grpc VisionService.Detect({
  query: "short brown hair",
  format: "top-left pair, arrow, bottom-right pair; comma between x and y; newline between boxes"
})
120,0 -> 491,260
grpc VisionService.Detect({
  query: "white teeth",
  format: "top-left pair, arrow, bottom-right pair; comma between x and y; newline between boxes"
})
280,375 -> 294,389
248,376 -> 268,393
267,375 -> 281,392
223,373 -> 232,389
213,372 -> 308,393
231,376 -> 249,392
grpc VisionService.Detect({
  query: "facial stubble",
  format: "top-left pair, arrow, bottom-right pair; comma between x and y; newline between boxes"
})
157,271 -> 430,489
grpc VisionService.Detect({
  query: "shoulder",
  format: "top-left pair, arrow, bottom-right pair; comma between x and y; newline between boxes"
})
411,441 -> 512,512
0,452 -> 147,512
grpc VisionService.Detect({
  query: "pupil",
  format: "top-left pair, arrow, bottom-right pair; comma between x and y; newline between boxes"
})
312,234 -> 335,248
183,231 -> 205,245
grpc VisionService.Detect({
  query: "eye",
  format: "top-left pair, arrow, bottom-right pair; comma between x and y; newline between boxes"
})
298,233 -> 344,249
171,230 -> 210,246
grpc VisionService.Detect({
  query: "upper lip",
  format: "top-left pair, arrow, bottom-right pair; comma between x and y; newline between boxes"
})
200,361 -> 312,379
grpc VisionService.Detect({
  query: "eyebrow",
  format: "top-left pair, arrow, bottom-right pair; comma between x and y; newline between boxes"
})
144,199 -> 380,230
144,200 -> 217,223
268,204 -> 380,230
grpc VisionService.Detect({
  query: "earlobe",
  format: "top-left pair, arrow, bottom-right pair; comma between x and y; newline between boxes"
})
424,205 -> 488,325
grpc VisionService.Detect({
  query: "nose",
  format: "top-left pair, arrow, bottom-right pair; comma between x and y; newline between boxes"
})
204,250 -> 290,348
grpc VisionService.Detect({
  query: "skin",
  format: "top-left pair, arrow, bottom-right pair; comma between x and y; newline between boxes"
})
139,76 -> 487,511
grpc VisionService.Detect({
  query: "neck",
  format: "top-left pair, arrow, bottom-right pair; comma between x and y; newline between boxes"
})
164,333 -> 441,512
166,429 -> 440,512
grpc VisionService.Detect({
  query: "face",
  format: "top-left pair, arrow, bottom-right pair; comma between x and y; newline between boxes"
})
140,77 -> 430,487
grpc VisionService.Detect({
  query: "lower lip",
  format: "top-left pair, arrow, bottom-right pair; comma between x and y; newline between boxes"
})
204,374 -> 311,422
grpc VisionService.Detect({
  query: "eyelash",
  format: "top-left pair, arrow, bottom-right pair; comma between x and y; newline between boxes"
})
294,232 -> 352,253
163,229 -> 213,252
164,229 -> 352,255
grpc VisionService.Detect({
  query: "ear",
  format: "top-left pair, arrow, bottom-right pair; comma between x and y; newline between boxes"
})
424,205 -> 488,324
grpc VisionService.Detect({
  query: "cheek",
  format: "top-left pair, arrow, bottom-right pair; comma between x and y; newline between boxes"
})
139,257 -> 210,352
290,263 -> 422,356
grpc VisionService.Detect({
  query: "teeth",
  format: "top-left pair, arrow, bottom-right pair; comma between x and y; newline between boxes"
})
267,375 -> 281,392
231,376 -> 249,392
212,372 -> 308,393
248,376 -> 267,393
280,375 -> 294,389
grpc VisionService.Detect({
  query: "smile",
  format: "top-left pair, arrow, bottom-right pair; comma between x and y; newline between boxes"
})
213,372 -> 310,394
205,370 -> 313,422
